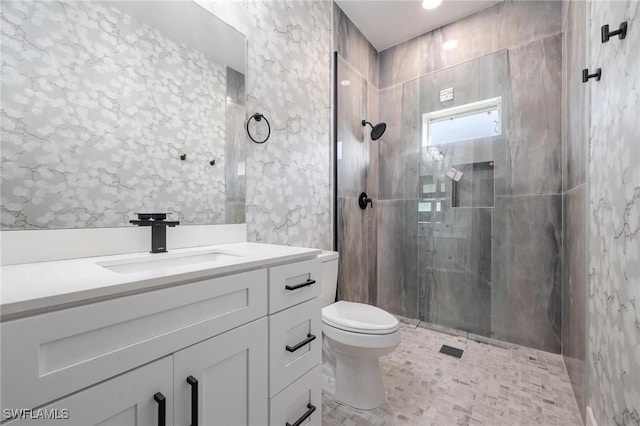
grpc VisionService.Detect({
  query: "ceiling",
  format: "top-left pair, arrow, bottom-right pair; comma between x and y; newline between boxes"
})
334,0 -> 502,51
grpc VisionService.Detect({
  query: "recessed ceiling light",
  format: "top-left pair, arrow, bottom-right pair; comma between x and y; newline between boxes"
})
422,0 -> 443,10
340,80 -> 351,86
442,39 -> 459,50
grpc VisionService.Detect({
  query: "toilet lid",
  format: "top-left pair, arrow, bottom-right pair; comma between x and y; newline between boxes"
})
322,301 -> 400,334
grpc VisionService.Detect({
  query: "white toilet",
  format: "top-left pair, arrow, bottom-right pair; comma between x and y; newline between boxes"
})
318,250 -> 401,410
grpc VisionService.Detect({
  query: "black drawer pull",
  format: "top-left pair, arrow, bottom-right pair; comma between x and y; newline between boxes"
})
285,279 -> 316,291
286,333 -> 316,352
153,392 -> 166,426
286,403 -> 316,426
187,376 -> 198,426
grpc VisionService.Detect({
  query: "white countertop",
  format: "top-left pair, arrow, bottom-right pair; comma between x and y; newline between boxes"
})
0,242 -> 321,321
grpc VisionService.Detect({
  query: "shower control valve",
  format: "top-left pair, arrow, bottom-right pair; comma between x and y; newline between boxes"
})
358,192 -> 373,210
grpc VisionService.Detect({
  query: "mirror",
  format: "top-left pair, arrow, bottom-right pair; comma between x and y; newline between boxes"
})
0,0 -> 246,229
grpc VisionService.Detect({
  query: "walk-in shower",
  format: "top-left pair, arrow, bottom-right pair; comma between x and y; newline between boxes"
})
334,47 -> 562,353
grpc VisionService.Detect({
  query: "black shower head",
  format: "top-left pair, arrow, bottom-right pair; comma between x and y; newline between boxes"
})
362,120 -> 387,141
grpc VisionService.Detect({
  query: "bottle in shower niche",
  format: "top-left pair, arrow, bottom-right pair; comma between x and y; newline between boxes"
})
435,201 -> 445,223
421,175 -> 436,199
437,178 -> 446,198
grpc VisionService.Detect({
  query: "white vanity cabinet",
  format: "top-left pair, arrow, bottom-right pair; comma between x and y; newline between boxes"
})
1,249 -> 322,426
173,318 -> 268,426
267,259 -> 323,426
5,357 -> 174,426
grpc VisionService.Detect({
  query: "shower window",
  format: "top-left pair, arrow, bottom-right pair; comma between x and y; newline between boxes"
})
422,97 -> 502,146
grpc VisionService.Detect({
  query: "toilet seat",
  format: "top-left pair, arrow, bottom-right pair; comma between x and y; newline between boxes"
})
322,301 -> 400,335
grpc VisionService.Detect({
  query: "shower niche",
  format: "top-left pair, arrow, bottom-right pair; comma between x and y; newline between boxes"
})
450,161 -> 495,208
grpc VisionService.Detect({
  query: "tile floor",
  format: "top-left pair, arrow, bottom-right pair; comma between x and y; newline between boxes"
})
321,323 -> 583,426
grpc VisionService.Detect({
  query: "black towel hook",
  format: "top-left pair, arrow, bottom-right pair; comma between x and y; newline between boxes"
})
247,113 -> 271,144
601,21 -> 627,43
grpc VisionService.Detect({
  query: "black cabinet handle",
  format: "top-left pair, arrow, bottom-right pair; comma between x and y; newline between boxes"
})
153,392 -> 166,426
286,403 -> 316,426
286,334 -> 316,352
285,279 -> 316,291
187,376 -> 198,426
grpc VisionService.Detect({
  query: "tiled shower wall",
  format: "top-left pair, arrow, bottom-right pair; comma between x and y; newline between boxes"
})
375,0 -> 564,353
334,5 -> 380,305
561,0 -> 588,420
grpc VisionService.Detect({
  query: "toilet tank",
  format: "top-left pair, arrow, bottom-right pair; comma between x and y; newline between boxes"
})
318,250 -> 339,308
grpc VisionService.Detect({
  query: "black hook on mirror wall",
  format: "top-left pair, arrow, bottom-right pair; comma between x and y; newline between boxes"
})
180,154 -> 187,161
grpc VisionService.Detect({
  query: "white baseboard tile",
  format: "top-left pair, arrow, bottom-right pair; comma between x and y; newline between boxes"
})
586,406 -> 597,426
0,224 -> 247,265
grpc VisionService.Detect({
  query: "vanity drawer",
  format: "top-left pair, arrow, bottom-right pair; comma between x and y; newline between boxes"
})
0,269 -> 267,413
270,365 -> 321,426
269,297 -> 321,397
269,258 -> 321,313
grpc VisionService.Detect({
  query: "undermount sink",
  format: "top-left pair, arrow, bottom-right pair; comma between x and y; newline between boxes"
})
97,250 -> 244,274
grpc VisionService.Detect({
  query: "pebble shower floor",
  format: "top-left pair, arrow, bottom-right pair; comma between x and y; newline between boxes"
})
321,323 -> 582,426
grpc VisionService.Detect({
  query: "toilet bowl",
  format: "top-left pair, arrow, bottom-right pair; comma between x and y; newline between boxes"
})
318,251 -> 401,410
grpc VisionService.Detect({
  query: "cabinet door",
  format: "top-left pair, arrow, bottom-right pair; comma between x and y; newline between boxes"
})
4,357 -> 172,426
173,318 -> 268,426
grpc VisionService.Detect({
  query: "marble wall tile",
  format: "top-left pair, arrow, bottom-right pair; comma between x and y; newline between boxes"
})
226,67 -> 246,107
561,0 -> 588,421
337,196 -> 375,304
378,85 -> 404,199
379,37 -> 421,89
506,34 -> 563,196
491,194 -> 562,353
419,5 -> 497,77
562,0 -> 588,192
337,58 -> 368,198
401,78 -> 420,200
225,101 -> 246,205
418,207 -> 492,335
496,0 -> 563,51
333,5 -> 380,307
225,202 -> 245,224
379,0 -> 562,102
1,0 -> 228,228
587,1 -> 640,424
562,184 -> 587,419
198,0 -> 332,249
378,80 -> 420,201
367,84 -> 380,200
377,200 -> 419,319
333,4 -> 379,88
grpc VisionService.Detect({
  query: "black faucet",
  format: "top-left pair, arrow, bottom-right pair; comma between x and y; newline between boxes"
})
130,213 -> 180,253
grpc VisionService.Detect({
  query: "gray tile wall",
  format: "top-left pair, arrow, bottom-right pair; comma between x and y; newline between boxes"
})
561,0 -> 588,420
376,0 -> 564,353
491,194 -> 562,352
334,4 -> 379,306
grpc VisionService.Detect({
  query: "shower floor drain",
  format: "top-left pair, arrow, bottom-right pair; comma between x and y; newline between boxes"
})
439,344 -> 464,358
